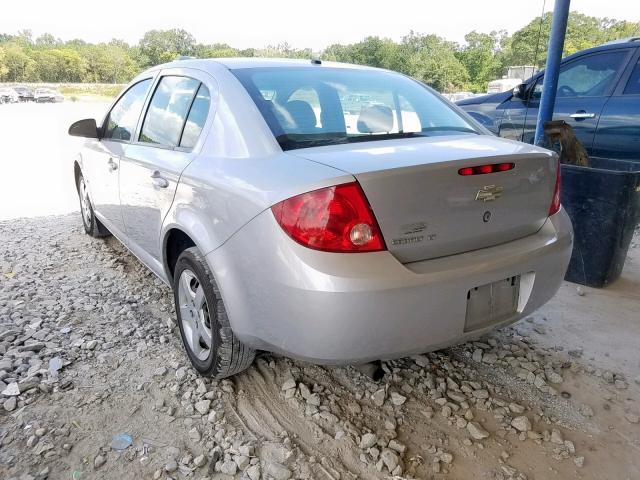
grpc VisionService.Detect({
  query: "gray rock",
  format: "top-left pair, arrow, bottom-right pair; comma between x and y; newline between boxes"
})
194,399 -> 211,415
380,448 -> 399,472
175,367 -> 188,381
3,397 -> 17,412
246,465 -> 261,480
193,454 -> 206,467
440,452 -> 453,464
467,421 -> 490,439
472,349 -> 483,363
220,460 -> 238,476
1,382 -> 20,396
371,389 -> 385,407
511,416 -> 532,432
359,433 -> 378,449
482,353 -> 498,364
390,392 -> 406,406
281,378 -> 296,391
94,454 -> 106,469
265,462 -> 291,480
235,455 -> 250,470
298,383 -> 311,400
388,439 -> 406,454
550,428 -> 564,444
615,379 -> 628,390
165,459 -> 178,472
306,393 -> 321,406
546,371 -> 563,384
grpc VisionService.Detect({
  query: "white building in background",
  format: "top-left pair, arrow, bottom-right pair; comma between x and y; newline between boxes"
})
486,65 -> 538,93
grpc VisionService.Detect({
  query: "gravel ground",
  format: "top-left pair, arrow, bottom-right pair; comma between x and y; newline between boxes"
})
1,214 -> 639,480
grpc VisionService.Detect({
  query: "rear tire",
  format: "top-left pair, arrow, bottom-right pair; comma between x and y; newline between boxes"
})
77,173 -> 110,238
173,247 -> 255,379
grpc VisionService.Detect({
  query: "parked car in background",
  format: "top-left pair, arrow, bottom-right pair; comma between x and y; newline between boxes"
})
486,78 -> 522,94
442,91 -> 475,102
457,38 -> 640,162
68,58 -> 572,379
34,88 -> 64,103
0,87 -> 19,104
12,86 -> 34,102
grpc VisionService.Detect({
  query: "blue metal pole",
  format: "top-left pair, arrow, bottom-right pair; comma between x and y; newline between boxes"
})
534,0 -> 571,146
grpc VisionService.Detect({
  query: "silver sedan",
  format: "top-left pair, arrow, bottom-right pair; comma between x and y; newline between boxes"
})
69,58 -> 573,378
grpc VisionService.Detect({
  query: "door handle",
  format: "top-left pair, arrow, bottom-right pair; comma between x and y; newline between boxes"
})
151,171 -> 169,188
107,157 -> 118,171
569,111 -> 595,120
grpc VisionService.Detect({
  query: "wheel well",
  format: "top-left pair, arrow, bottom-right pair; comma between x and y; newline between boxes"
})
165,229 -> 196,281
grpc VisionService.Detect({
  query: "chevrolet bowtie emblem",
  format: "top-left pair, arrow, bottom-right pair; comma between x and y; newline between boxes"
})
475,185 -> 503,202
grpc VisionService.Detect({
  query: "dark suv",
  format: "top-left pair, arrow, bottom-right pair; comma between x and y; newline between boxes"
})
457,38 -> 640,161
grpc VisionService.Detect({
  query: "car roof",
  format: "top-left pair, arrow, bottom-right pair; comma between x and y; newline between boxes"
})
154,57 -> 380,72
561,37 -> 639,62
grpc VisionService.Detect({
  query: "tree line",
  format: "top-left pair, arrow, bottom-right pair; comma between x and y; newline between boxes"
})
0,12 -> 638,92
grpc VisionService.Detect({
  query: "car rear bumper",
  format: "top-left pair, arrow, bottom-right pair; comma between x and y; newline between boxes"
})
206,208 -> 573,364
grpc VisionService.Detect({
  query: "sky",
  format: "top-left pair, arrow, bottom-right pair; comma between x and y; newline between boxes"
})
2,0 -> 639,50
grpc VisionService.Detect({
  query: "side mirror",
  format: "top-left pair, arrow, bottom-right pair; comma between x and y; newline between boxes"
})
68,118 -> 99,138
512,83 -> 527,99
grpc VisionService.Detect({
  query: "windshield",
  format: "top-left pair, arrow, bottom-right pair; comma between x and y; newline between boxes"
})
232,67 -> 479,151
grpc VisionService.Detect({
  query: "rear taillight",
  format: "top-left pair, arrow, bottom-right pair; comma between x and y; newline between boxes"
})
271,182 -> 386,253
549,160 -> 561,216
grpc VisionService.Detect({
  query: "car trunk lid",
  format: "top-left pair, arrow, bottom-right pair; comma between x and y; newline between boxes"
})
289,135 -> 557,263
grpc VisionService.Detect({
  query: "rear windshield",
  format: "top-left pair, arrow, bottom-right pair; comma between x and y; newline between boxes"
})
232,67 -> 479,151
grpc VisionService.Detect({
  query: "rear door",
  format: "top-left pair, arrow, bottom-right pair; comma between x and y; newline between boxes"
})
504,49 -> 631,150
119,69 -> 214,269
593,49 -> 640,161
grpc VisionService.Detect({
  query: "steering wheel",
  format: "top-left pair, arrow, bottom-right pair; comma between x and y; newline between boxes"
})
558,85 -> 576,97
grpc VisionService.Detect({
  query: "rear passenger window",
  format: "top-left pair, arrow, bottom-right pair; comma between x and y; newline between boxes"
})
180,84 -> 210,149
140,76 -> 200,147
623,60 -> 640,95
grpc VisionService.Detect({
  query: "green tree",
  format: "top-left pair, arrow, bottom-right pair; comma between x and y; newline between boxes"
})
2,42 -> 35,81
195,43 -> 239,58
456,31 -> 506,92
507,12 -> 640,69
0,46 -> 9,80
399,32 -> 469,92
138,29 -> 196,67
324,36 -> 400,70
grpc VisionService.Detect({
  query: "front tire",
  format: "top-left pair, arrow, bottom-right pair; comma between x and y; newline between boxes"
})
77,173 -> 110,238
173,247 -> 255,379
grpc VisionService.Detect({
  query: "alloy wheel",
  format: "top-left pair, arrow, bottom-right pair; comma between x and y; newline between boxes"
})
79,178 -> 91,227
177,269 -> 213,361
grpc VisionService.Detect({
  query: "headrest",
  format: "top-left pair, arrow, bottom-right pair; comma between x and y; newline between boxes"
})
357,105 -> 394,133
282,100 -> 317,131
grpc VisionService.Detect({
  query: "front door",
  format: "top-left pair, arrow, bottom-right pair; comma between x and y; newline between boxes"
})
119,71 -> 213,271
503,49 -> 631,151
85,78 -> 153,235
